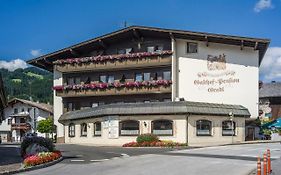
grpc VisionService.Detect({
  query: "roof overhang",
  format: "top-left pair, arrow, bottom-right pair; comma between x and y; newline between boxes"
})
27,26 -> 270,72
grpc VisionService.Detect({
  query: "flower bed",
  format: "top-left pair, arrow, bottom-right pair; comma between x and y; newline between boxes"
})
122,141 -> 187,148
53,80 -> 172,91
23,151 -> 62,168
53,50 -> 173,65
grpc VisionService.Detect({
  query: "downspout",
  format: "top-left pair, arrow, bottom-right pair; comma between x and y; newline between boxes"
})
171,34 -> 178,101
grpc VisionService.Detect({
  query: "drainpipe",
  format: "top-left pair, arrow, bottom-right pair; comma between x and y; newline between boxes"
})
171,34 -> 178,101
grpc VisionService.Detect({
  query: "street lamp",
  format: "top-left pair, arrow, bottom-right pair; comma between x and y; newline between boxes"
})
229,112 -> 234,144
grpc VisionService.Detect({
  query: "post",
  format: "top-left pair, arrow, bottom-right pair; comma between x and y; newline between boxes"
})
229,112 -> 234,144
267,149 -> 271,174
263,153 -> 267,175
257,157 -> 261,175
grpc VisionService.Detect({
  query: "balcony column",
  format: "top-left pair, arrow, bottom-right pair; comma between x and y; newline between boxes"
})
53,69 -> 65,143
171,35 -> 178,101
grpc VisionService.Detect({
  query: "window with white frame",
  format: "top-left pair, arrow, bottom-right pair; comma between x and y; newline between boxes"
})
69,123 -> 75,137
94,122 -> 102,136
163,71 -> 171,80
107,75 -> 115,83
143,73 -> 151,81
119,120 -> 139,136
186,42 -> 198,53
147,46 -> 155,53
196,120 -> 212,136
99,75 -> 107,83
222,121 -> 236,136
135,73 -> 143,82
80,123 -> 87,137
152,120 -> 173,136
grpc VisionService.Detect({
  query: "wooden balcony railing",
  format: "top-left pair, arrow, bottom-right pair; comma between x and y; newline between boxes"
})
11,123 -> 31,130
54,51 -> 172,73
54,80 -> 172,97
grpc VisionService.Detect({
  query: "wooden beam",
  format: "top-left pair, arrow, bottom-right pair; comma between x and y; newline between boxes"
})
240,40 -> 244,50
43,57 -> 53,65
254,42 -> 258,50
99,40 -> 107,49
133,29 -> 141,39
35,60 -> 47,68
69,48 -> 81,57
205,36 -> 208,46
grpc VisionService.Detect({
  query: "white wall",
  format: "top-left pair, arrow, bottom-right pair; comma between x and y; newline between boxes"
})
176,39 -> 259,118
53,70 -> 64,142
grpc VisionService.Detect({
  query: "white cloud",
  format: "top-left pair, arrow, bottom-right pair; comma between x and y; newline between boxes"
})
0,59 -> 28,71
260,47 -> 281,82
30,49 -> 42,57
254,0 -> 273,12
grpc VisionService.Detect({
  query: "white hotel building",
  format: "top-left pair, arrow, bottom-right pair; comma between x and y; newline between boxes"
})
27,26 -> 269,146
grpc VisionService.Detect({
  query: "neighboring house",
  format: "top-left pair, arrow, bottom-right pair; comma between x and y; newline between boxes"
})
0,98 -> 53,142
0,74 -> 7,123
259,81 -> 281,121
27,26 -> 269,146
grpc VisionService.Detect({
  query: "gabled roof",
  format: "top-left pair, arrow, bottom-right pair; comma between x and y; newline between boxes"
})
59,101 -> 250,122
259,82 -> 281,98
27,26 -> 270,72
8,98 -> 53,114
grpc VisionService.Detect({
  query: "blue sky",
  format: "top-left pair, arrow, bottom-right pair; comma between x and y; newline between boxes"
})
0,0 -> 280,82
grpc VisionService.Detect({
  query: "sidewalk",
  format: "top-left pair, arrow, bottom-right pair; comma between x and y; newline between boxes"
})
271,158 -> 281,175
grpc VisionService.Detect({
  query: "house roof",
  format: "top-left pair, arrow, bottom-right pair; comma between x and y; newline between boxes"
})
27,26 -> 270,72
58,101 -> 250,123
259,82 -> 281,98
8,98 -> 53,114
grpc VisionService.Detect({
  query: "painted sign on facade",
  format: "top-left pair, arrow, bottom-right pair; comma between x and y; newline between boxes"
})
106,116 -> 119,139
193,54 -> 240,93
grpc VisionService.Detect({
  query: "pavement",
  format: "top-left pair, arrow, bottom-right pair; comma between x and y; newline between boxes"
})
18,143 -> 281,175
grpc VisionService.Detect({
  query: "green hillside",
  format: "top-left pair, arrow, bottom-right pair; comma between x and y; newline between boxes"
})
0,67 -> 53,104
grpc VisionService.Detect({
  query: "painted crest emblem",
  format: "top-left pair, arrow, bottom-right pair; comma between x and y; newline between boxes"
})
207,54 -> 226,71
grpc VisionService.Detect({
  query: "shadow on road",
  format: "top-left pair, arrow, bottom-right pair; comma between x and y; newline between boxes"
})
0,145 -> 22,166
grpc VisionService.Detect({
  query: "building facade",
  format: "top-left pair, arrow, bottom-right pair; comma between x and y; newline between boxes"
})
27,26 -> 269,146
0,98 -> 53,142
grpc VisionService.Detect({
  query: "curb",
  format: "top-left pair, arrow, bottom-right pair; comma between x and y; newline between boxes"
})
0,157 -> 63,175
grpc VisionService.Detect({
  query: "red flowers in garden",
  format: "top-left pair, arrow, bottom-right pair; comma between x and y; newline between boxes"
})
23,151 -> 62,167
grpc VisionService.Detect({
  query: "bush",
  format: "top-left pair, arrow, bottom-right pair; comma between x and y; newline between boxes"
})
136,134 -> 159,144
21,137 -> 55,157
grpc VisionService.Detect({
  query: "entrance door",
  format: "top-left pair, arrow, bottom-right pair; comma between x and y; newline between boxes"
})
246,127 -> 255,141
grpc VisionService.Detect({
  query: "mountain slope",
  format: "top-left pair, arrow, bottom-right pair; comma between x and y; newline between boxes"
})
0,67 -> 53,104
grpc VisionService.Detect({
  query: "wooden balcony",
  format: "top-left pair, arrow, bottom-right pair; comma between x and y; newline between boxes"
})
55,54 -> 172,73
11,123 -> 31,130
56,85 -> 172,98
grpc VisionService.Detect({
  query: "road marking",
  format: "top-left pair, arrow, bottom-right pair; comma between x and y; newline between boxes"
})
70,159 -> 85,162
90,159 -> 109,162
76,154 -> 84,157
121,153 -> 130,158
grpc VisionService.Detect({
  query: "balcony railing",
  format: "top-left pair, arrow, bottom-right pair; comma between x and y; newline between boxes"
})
54,80 -> 172,97
11,123 -> 31,130
54,50 -> 172,73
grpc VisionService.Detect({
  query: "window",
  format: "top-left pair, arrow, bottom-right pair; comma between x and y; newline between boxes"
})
14,108 -> 18,114
75,77 -> 81,84
94,122 -> 102,136
118,49 -> 126,54
163,71 -> 171,80
99,75 -> 107,83
186,42 -> 198,53
135,73 -> 143,82
156,72 -> 163,80
108,75 -> 115,83
67,78 -> 75,85
8,119 -> 12,125
80,123 -> 87,137
67,103 -> 73,112
155,45 -> 163,52
125,48 -> 133,54
69,123 -> 75,137
143,73 -> 151,81
152,120 -> 173,136
196,120 -> 212,136
119,120 -> 139,136
147,46 -> 155,53
21,108 -> 25,112
222,121 -> 236,136
27,108 -> 31,113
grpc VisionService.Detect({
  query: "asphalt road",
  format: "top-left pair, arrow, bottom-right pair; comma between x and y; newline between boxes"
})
20,143 -> 281,175
55,144 -> 187,163
0,144 -> 21,166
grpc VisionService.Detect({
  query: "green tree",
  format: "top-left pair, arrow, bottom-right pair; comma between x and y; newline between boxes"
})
37,118 -> 53,137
